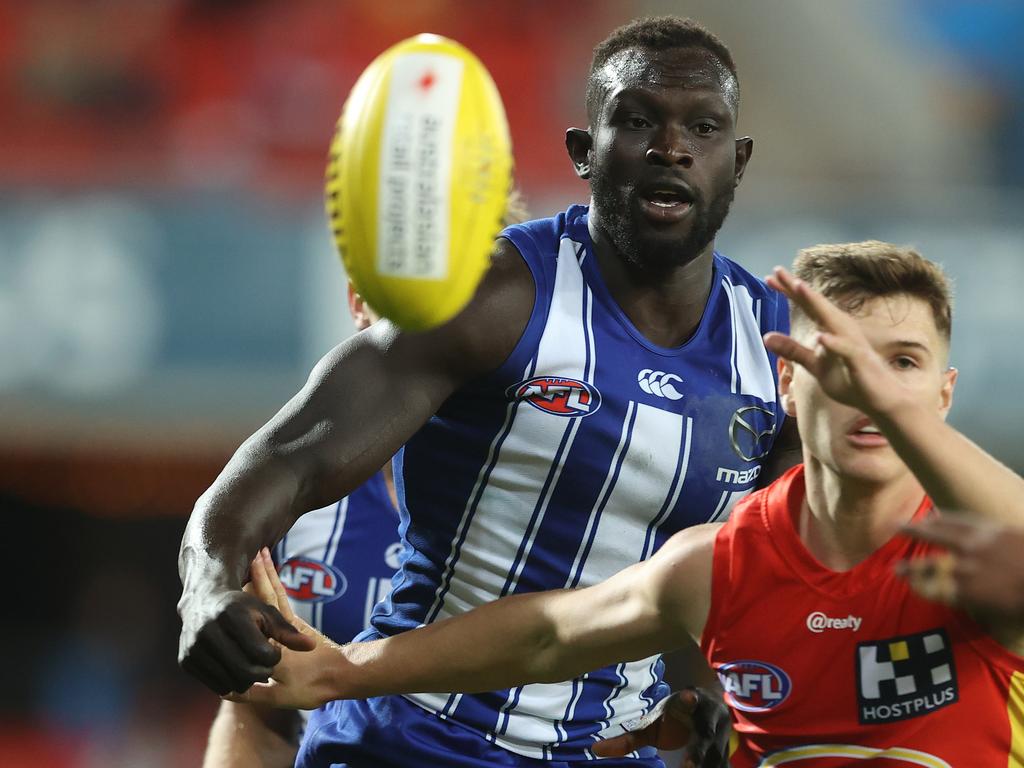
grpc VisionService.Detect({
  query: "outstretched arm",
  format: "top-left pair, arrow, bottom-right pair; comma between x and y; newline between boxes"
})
231,527 -> 718,710
763,266 -> 1024,526
178,241 -> 535,695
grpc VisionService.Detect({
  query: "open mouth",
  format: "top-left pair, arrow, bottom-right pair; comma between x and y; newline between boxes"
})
638,182 -> 694,223
847,420 -> 888,447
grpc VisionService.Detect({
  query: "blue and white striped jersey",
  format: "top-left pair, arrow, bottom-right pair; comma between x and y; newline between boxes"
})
274,470 -> 402,644
362,204 -> 788,760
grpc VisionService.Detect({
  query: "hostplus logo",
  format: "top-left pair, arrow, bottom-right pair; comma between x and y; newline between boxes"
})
855,628 -> 958,724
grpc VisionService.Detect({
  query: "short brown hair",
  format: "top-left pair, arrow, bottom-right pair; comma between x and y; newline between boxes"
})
791,241 -> 953,340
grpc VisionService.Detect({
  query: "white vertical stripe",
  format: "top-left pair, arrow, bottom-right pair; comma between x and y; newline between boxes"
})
504,402 -> 686,747
571,402 -> 685,585
723,277 -> 777,403
408,238 -> 592,729
277,502 -> 347,629
567,400 -> 636,584
641,417 -> 693,561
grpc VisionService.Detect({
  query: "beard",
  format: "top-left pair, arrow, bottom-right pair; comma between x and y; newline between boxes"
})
590,167 -> 735,274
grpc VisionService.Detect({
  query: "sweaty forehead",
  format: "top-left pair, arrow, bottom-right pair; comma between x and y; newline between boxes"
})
597,46 -> 738,114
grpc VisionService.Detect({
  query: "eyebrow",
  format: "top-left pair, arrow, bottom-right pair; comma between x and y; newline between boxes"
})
884,340 -> 933,356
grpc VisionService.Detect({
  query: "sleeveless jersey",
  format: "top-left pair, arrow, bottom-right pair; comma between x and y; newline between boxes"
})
362,204 -> 789,760
274,470 -> 401,644
702,465 -> 1024,767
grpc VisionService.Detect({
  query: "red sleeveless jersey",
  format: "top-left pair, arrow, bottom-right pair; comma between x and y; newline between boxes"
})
701,465 -> 1024,767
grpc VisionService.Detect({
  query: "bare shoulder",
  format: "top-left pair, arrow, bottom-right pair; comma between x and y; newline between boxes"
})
436,236 -> 536,379
301,237 -> 535,397
650,524 -> 720,577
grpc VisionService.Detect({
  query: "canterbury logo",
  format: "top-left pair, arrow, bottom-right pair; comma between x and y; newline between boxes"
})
637,369 -> 683,400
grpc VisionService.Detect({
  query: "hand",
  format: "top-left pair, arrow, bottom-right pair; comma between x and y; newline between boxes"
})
593,688 -> 731,768
897,516 -> 1024,619
762,266 -> 905,416
178,550 -> 317,696
224,549 -> 348,709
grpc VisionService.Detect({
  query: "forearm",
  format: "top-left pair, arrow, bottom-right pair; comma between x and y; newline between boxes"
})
340,591 -> 594,698
179,329 -> 445,593
203,701 -> 299,768
332,574 -> 672,701
876,401 -> 1024,524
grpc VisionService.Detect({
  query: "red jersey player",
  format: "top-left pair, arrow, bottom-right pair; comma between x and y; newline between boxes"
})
231,241 -> 1024,766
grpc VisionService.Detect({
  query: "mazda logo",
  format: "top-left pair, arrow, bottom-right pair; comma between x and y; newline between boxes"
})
729,405 -> 777,462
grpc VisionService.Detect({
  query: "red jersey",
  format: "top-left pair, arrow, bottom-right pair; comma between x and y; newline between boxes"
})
701,465 -> 1024,767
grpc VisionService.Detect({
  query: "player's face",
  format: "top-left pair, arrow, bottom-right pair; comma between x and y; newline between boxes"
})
785,295 -> 956,485
579,46 -> 750,272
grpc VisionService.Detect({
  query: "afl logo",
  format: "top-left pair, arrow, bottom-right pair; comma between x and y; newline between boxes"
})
717,660 -> 792,712
508,376 -> 601,417
278,557 -> 347,604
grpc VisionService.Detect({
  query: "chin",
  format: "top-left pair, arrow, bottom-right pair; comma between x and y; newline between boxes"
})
834,454 -> 907,486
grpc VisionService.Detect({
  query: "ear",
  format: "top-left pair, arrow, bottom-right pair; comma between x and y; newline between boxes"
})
734,136 -> 753,187
566,128 -> 593,179
938,366 -> 958,420
777,356 -> 797,418
347,281 -> 373,331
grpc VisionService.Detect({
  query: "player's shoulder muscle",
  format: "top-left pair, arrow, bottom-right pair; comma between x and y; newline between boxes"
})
645,524 -> 720,641
311,237 -> 534,394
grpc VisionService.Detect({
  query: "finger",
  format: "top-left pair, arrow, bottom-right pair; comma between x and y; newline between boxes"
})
670,687 -> 700,716
815,331 -> 860,362
261,605 -> 318,652
181,651 -> 235,696
198,621 -> 275,692
899,517 -> 971,552
896,556 -> 958,605
769,267 -> 851,334
218,602 -> 285,668
248,548 -> 280,609
262,547 -> 296,622
763,332 -> 819,372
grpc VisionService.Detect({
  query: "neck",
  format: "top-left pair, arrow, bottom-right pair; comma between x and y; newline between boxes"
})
801,457 -> 925,571
587,212 -> 715,348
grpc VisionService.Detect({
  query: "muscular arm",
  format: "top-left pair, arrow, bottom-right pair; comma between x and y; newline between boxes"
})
178,239 -> 534,694
233,525 -> 719,710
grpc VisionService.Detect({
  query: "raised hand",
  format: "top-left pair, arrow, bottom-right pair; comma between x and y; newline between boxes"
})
178,551 -> 317,696
762,266 -> 906,417
593,688 -> 731,768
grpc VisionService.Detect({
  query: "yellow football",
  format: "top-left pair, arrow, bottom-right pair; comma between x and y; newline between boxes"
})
326,34 -> 513,331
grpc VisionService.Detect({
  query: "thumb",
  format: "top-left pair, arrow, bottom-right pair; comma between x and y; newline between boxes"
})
263,606 -> 317,652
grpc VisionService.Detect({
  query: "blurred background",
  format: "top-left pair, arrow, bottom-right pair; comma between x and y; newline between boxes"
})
2,0 -> 1023,765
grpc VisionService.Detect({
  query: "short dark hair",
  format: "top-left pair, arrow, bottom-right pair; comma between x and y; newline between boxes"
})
586,16 -> 740,123
792,241 -> 953,341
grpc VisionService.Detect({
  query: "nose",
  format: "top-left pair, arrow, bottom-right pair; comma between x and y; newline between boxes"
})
646,126 -> 694,168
